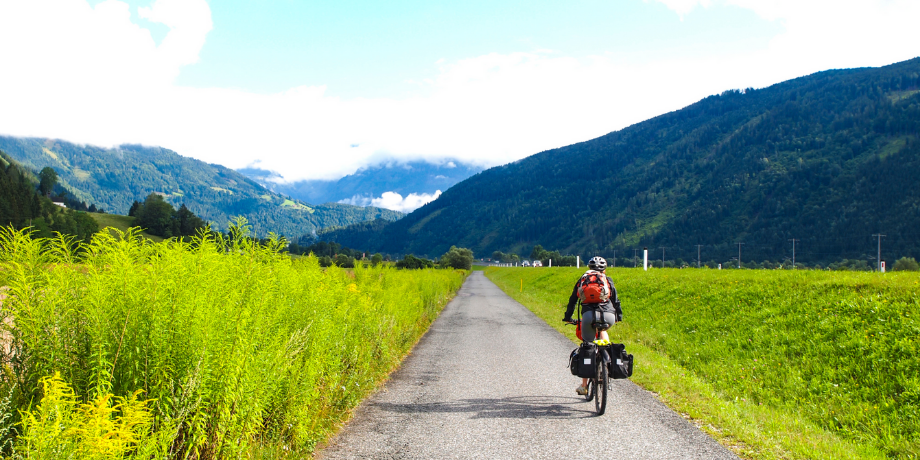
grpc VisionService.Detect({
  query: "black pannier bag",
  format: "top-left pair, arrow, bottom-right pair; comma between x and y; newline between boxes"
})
569,348 -> 579,376
607,343 -> 634,379
569,344 -> 598,378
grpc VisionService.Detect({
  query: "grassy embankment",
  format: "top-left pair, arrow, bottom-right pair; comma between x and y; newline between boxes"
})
485,266 -> 920,459
87,212 -> 164,242
0,225 -> 466,458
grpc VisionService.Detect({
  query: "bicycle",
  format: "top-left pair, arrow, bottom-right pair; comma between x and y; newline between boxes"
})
565,318 -> 612,416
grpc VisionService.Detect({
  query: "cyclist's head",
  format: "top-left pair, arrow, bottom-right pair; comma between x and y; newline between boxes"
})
588,256 -> 607,271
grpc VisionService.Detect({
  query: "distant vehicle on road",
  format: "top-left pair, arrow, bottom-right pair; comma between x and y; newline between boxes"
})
522,260 -> 531,267
533,260 -> 543,267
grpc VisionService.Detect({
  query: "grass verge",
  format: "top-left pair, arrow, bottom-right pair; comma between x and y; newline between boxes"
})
483,266 -> 917,459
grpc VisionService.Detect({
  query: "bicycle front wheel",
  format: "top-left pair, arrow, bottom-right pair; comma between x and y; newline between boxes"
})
595,359 -> 608,415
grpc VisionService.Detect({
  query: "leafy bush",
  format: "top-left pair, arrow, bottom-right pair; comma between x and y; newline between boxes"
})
396,254 -> 435,269
440,246 -> 473,270
333,253 -> 355,268
892,257 -> 919,271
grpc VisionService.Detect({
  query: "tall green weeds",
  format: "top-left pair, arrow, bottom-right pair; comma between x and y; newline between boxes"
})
0,223 -> 465,458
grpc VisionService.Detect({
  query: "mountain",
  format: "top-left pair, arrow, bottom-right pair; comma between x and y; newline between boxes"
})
238,159 -> 483,211
0,137 -> 403,238
320,57 -> 920,265
0,151 -> 98,242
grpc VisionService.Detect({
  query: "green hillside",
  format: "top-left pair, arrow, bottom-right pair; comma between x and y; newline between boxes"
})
87,213 -> 164,243
0,138 -> 403,238
323,57 -> 920,264
1,151 -> 98,242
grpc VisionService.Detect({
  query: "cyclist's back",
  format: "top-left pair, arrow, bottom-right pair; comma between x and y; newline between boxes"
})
563,256 -> 621,395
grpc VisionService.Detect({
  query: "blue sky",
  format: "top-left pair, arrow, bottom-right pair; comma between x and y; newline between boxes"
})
1,0 -> 918,192
173,0 -> 780,98
104,0 -> 781,98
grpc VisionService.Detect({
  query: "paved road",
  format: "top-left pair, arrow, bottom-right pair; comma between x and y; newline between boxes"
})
318,272 -> 739,460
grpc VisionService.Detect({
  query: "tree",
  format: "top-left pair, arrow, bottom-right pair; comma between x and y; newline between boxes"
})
440,246 -> 473,270
371,253 -> 383,266
893,257 -> 919,271
135,193 -> 177,237
530,245 -> 546,261
396,254 -> 434,269
132,194 -> 206,238
334,253 -> 354,268
38,167 -> 57,197
128,200 -> 141,217
176,204 -> 206,236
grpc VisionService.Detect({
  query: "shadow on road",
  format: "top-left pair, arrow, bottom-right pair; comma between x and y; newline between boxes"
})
372,396 -> 597,419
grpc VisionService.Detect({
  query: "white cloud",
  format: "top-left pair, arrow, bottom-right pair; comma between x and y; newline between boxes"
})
340,191 -> 442,213
0,0 -> 918,184
651,0 -> 920,71
648,0 -> 712,18
138,0 -> 212,73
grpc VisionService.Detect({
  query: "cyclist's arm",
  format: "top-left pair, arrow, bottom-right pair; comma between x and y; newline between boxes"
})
606,275 -> 622,320
563,282 -> 579,320
606,275 -> 619,303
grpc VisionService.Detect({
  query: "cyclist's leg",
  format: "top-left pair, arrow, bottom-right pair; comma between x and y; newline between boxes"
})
597,311 -> 616,341
581,310 -> 598,341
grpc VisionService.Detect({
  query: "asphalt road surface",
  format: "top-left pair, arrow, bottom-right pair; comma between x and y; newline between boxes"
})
317,271 -> 739,460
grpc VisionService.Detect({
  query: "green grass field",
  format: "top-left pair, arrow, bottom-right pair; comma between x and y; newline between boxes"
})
485,267 -> 920,459
87,212 -> 165,242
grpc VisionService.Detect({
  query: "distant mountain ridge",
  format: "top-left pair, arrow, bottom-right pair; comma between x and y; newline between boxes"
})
321,57 -> 920,265
239,159 -> 483,211
0,136 -> 403,237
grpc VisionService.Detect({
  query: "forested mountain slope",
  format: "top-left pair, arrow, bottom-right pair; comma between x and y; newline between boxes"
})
0,151 -> 98,241
323,57 -> 920,264
0,137 -> 403,237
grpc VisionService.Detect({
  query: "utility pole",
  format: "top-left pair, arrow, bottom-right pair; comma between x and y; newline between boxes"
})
659,247 -> 666,268
633,249 -> 638,268
613,250 -> 616,268
695,244 -> 702,268
736,242 -> 745,269
788,239 -> 799,269
872,234 -> 886,272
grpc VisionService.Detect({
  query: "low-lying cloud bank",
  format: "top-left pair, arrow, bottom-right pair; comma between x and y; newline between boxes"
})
340,191 -> 443,214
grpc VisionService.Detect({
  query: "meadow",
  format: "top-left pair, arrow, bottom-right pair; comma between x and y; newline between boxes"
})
485,266 -> 920,459
87,213 -> 164,243
0,224 -> 466,458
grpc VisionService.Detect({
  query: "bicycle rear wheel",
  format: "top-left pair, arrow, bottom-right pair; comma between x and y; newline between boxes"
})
595,359 -> 608,415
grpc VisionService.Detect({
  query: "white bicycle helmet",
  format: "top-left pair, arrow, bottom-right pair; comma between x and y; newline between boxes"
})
588,256 -> 607,271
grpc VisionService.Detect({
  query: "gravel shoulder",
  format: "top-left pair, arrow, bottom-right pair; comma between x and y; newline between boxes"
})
317,271 -> 739,460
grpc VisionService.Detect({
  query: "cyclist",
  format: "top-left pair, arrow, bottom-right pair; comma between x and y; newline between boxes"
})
563,256 -> 621,395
